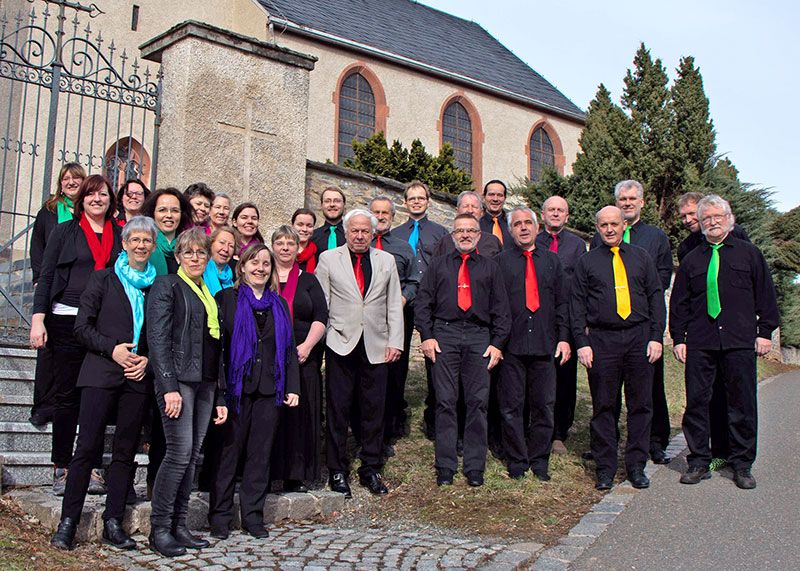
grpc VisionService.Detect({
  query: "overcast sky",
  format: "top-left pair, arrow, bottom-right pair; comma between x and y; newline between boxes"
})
423,0 -> 798,213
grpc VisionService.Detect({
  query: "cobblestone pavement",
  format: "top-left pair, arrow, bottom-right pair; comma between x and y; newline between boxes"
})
102,522 -> 543,570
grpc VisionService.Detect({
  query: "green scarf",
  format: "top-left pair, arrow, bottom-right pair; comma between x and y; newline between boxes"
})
56,196 -> 74,223
151,231 -> 176,276
177,266 -> 220,339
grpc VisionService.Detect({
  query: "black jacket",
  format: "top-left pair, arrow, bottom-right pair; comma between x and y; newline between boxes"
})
30,206 -> 58,284
32,219 -> 122,314
217,287 -> 300,399
74,268 -> 152,393
146,274 -> 224,399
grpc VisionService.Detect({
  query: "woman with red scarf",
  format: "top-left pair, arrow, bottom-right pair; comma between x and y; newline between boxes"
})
291,208 -> 318,273
269,226 -> 328,492
30,175 -> 122,495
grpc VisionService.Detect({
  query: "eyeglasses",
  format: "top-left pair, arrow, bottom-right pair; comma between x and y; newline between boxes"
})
125,191 -> 145,199
451,228 -> 480,235
701,214 -> 728,225
126,237 -> 154,246
180,250 -> 208,260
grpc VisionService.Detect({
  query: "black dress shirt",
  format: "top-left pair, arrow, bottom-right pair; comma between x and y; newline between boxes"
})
392,215 -> 449,280
310,221 -> 345,259
349,248 -> 372,295
373,230 -> 420,303
591,220 -> 673,291
479,211 -> 512,249
677,223 -> 749,263
415,249 -> 511,348
535,229 -> 587,280
570,242 -> 666,348
669,235 -> 779,350
433,231 -> 502,258
496,246 -> 569,357
279,271 -> 328,347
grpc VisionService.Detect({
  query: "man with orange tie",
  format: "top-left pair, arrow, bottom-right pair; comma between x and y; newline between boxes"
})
571,206 -> 665,491
415,214 -> 511,487
479,180 -> 513,249
496,207 -> 571,481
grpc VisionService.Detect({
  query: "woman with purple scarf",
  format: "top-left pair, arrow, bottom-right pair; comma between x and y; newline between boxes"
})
208,244 -> 300,540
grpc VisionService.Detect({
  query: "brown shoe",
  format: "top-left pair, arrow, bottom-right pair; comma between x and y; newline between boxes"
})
551,440 -> 568,455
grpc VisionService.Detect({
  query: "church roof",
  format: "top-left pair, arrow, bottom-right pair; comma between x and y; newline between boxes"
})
258,0 -> 585,122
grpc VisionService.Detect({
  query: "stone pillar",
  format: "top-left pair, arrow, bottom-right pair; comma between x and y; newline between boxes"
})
141,21 -> 316,232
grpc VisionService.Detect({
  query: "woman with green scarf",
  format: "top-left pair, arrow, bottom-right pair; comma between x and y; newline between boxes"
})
141,188 -> 193,276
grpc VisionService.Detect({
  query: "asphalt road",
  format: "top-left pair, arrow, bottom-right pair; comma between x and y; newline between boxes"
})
571,371 -> 800,571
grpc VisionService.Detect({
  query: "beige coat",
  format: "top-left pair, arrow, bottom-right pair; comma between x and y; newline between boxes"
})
315,245 -> 404,364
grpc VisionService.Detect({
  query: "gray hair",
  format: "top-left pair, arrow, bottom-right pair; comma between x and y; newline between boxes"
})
213,192 -> 231,204
370,195 -> 396,216
174,227 -> 210,258
343,208 -> 378,231
457,191 -> 483,208
614,180 -> 644,200
271,224 -> 300,245
506,206 -> 538,227
122,215 -> 158,242
696,194 -> 733,227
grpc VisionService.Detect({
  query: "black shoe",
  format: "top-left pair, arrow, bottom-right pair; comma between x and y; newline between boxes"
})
50,517 -> 77,550
508,468 -> 526,480
359,472 -> 389,495
733,469 -> 756,490
533,470 -> 551,482
680,465 -> 711,485
628,469 -> 650,489
436,468 -> 455,486
284,479 -> 309,493
243,525 -> 269,539
650,449 -> 670,464
328,472 -> 352,498
29,410 -> 50,428
210,525 -> 229,540
466,471 -> 484,487
149,526 -> 187,557
581,450 -> 594,461
173,525 -> 209,549
102,518 -> 135,550
595,473 -> 614,490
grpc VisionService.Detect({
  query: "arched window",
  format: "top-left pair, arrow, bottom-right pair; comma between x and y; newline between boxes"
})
442,101 -> 472,175
337,72 -> 376,163
105,138 -> 150,188
529,126 -> 555,182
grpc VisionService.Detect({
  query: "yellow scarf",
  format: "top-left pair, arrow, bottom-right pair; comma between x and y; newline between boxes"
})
177,267 -> 220,339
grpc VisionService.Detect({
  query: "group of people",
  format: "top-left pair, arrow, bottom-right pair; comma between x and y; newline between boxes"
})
26,164 -> 778,556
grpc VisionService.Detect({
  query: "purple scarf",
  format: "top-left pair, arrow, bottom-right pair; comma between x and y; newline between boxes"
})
227,284 -> 293,412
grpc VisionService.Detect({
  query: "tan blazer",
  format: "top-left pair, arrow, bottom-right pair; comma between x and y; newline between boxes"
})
315,245 -> 404,364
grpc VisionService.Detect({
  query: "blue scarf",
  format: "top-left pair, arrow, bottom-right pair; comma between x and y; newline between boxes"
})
227,284 -> 292,412
203,260 -> 234,296
114,251 -> 156,353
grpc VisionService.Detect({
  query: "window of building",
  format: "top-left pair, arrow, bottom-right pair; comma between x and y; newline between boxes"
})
529,126 -> 555,182
337,72 -> 376,163
442,101 -> 472,175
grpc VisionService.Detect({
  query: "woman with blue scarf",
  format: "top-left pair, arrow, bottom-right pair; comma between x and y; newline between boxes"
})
202,226 -> 236,295
208,244 -> 300,540
51,216 -> 158,551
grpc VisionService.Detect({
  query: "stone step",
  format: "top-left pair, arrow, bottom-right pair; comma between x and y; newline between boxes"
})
6,487 -> 345,543
0,394 -> 33,422
0,421 -> 125,453
0,378 -> 34,396
0,452 -> 150,487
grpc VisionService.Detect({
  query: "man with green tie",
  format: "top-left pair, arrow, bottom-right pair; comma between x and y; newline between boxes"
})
310,187 -> 347,259
670,195 -> 779,490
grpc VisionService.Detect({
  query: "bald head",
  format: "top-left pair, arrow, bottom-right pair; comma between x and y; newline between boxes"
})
595,206 -> 625,247
541,196 -> 570,233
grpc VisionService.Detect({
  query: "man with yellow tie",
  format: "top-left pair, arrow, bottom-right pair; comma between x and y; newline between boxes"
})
571,206 -> 665,491
479,180 -> 513,249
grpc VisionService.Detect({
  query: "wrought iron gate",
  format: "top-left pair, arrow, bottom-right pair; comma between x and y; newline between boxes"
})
0,0 -> 161,340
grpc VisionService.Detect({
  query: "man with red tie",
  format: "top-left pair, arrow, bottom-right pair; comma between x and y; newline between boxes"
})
496,207 -> 571,481
479,180 -> 512,249
315,209 -> 404,497
415,214 -> 511,487
535,196 -> 587,455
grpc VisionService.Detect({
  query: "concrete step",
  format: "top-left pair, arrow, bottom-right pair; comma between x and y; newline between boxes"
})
0,421 -> 127,453
1,451 -> 150,487
0,378 -> 34,396
0,394 -> 33,422
6,487 -> 345,543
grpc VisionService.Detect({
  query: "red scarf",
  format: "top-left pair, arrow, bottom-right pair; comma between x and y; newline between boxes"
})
279,262 -> 301,321
79,213 -> 114,270
297,242 -> 317,274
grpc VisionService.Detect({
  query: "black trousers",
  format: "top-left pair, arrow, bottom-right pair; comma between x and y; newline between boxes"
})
326,338 -> 387,477
587,325 -> 653,476
683,348 -> 756,471
431,321 -> 490,475
47,314 -> 86,467
61,385 -> 148,522
31,345 -> 55,421
208,393 -> 280,531
384,304 -> 414,443
498,353 -> 556,474
649,356 -> 671,452
710,372 -> 730,459
552,351 -> 578,442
